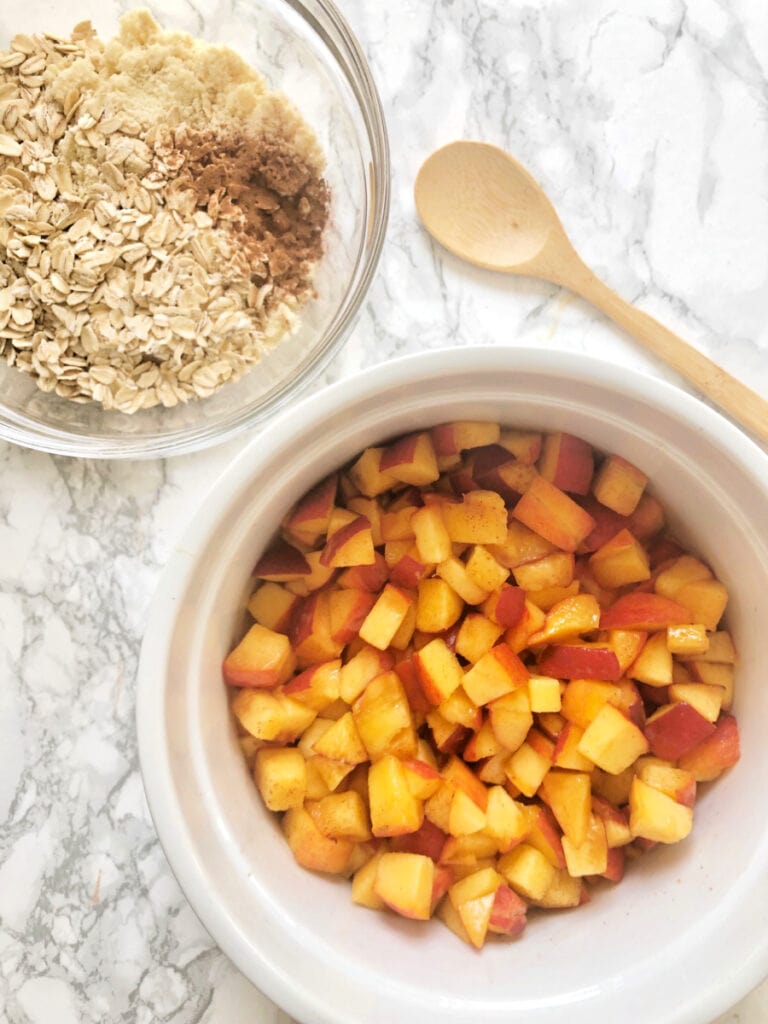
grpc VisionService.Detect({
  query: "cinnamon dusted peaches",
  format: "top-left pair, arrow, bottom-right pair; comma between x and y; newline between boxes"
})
223,422 -> 740,949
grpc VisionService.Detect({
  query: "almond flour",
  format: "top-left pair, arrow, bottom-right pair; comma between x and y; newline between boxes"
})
0,11 -> 328,413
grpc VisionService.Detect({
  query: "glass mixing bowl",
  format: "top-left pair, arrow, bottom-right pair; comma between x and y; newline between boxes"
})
0,0 -> 389,457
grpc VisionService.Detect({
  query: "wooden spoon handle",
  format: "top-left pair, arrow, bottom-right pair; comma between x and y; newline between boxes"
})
561,260 -> 768,446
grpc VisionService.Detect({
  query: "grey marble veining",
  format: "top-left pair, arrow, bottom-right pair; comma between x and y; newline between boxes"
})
1,0 -> 768,1022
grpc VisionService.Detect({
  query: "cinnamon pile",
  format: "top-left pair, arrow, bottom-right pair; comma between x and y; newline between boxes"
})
173,128 -> 329,298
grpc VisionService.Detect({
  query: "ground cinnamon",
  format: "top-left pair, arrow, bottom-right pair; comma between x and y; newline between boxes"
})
173,128 -> 329,298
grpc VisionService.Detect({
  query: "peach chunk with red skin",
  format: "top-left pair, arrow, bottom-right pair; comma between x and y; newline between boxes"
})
283,473 -> 338,546
538,431 -> 594,495
513,476 -> 596,553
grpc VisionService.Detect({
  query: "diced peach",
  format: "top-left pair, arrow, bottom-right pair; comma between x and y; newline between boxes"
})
473,452 -> 539,503
488,882 -> 528,937
223,623 -> 296,688
505,740 -> 550,797
358,584 -> 413,650
449,787 -> 487,836
375,851 -> 434,920
390,819 -> 448,862
605,628 -> 648,673
348,446 -> 398,497
414,637 -> 464,705
253,538 -> 311,581
538,432 -> 594,494
290,591 -> 344,667
339,645 -> 394,704
589,528 -> 650,589
533,868 -> 584,908
319,515 -> 374,569
282,473 -> 338,545
527,593 -> 601,647
488,688 -> 533,753
465,545 -> 510,592
311,711 -> 368,764
677,714 -> 740,781
599,592 -> 692,631
678,630 -> 736,664
284,549 -> 337,597
415,577 -> 465,633
525,581 -> 580,612
540,770 -> 591,845
498,843 -> 556,901
483,785 -> 529,852
674,579 -> 729,632
254,747 -> 307,811
353,670 -> 417,760
463,644 -> 529,706
368,755 -> 424,837
381,507 -> 418,544
636,760 -> 697,808
247,582 -> 300,634
336,551 -> 389,593
629,494 -> 665,540
442,755 -> 489,811
327,590 -> 376,645
615,678 -> 646,731
431,421 -> 501,456
488,520 -> 557,569
448,867 -> 503,948
591,765 -> 635,805
654,555 -> 712,599
346,496 -> 384,546
592,454 -> 648,515
513,476 -> 596,553
455,613 -> 504,663
668,682 -> 723,723
527,674 -> 562,713
498,429 -> 542,464
379,431 -> 439,486
438,686 -> 481,731
591,794 -> 633,847
629,631 -> 673,687
504,599 -> 546,653
644,702 -> 716,760
464,717 -> 504,761
283,805 -> 354,874
667,624 -> 709,656
552,722 -> 595,771
578,704 -> 649,774
284,658 -> 341,711
513,550 -> 575,591
426,712 -> 470,755
562,814 -> 608,877
307,791 -> 372,842
394,657 -> 432,714
351,850 -> 386,910
629,777 -> 693,844
442,490 -> 508,545
401,759 -> 443,801
411,504 -> 452,564
688,661 -> 735,710
538,643 -> 621,681
523,804 -> 567,869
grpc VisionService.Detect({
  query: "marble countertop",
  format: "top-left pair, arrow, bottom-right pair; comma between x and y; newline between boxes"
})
2,0 -> 768,1021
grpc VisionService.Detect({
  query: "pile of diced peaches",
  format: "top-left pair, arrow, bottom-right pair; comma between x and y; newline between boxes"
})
223,421 -> 740,950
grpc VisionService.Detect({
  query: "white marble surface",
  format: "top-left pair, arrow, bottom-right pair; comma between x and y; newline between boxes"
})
1,0 -> 768,1022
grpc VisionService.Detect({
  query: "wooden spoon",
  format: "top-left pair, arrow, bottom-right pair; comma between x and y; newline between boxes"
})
414,140 -> 768,445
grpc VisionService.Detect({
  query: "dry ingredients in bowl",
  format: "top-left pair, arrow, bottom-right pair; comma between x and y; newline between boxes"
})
0,10 -> 328,412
